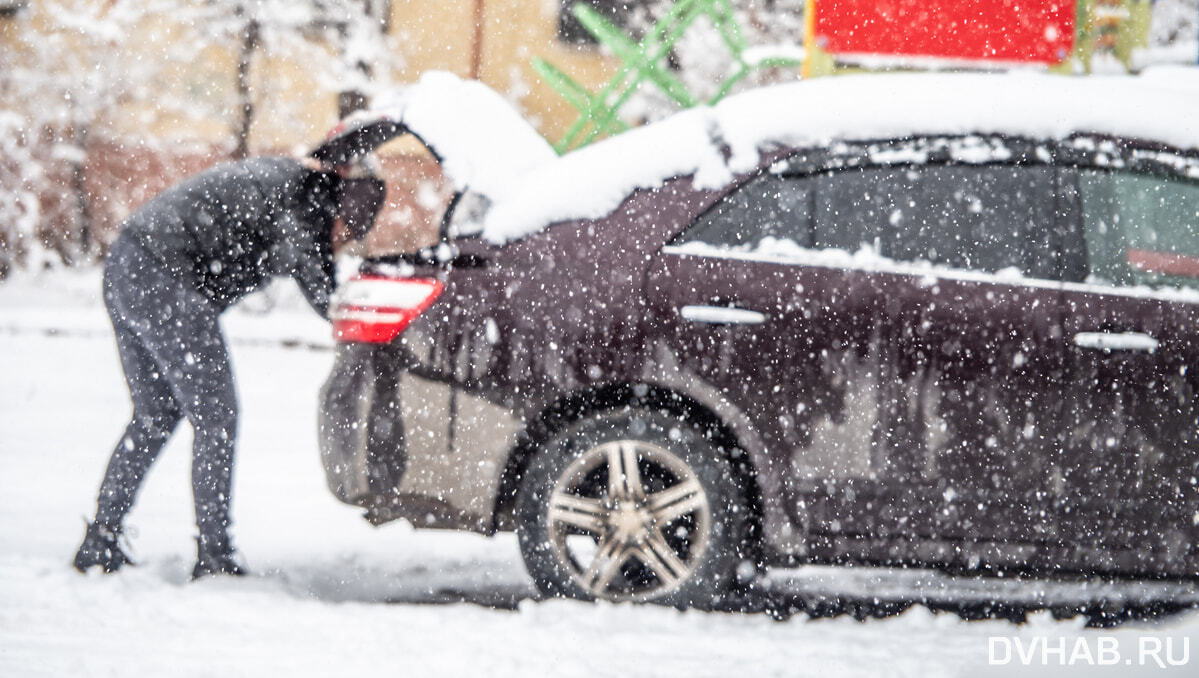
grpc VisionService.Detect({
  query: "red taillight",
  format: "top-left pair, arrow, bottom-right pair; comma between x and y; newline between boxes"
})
330,275 -> 444,344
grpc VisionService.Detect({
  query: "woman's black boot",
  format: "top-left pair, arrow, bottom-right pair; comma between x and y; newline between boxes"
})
191,534 -> 247,579
73,522 -> 134,573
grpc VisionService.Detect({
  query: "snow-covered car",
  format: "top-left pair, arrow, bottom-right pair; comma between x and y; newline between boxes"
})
315,71 -> 1199,607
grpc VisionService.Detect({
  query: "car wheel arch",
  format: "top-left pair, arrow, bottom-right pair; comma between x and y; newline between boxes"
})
489,382 -> 765,562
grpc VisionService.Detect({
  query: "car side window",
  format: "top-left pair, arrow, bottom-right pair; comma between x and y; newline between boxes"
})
813,168 -> 888,254
815,165 -> 1059,278
675,172 -> 812,249
1078,170 -> 1199,290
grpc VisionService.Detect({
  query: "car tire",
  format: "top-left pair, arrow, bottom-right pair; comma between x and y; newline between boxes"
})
516,409 -> 752,608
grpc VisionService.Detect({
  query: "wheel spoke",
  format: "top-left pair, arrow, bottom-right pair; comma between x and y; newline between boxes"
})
632,530 -> 688,587
548,492 -> 608,535
606,444 -> 624,500
582,535 -> 627,593
620,442 -> 645,501
646,478 -> 705,524
606,442 -> 645,502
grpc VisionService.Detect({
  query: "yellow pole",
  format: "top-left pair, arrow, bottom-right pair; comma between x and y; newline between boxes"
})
802,0 -> 816,79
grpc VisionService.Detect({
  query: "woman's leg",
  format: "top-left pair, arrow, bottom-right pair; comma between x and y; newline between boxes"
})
92,241 -> 186,533
92,320 -> 184,531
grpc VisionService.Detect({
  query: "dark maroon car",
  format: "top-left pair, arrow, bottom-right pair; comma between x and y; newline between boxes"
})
316,75 -> 1199,607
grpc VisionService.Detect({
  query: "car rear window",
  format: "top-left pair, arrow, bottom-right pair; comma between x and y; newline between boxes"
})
1079,170 -> 1199,290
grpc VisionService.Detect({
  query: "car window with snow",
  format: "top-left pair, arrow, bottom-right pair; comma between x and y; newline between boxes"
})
1079,171 -> 1199,291
675,173 -> 812,249
676,162 -> 1060,280
816,165 -> 1058,277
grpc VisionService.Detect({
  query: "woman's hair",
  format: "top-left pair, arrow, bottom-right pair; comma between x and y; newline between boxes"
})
298,156 -> 384,240
300,166 -> 344,228
340,176 -> 386,241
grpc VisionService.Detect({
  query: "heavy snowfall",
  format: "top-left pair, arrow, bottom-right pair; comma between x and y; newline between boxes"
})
5,0 -> 1199,676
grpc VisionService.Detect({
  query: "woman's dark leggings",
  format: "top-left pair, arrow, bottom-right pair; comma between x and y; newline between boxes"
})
93,236 -> 238,544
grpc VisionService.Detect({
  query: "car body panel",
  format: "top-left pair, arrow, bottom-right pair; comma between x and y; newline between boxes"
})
646,246 -> 881,556
853,164 -> 1069,550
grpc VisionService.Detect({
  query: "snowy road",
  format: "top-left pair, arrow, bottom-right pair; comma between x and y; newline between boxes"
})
2,271 -> 1198,677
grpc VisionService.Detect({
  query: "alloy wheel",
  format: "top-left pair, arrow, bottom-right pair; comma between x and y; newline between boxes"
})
545,439 -> 712,602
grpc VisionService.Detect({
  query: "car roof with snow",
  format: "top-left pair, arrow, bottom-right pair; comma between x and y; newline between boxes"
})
317,69 -> 1199,244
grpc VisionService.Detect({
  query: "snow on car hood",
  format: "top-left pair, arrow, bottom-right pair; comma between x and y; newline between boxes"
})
481,68 -> 1199,244
318,71 -> 556,201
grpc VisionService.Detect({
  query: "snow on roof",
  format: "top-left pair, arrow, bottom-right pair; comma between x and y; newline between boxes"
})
480,69 -> 1199,244
363,72 -> 556,201
715,69 -> 1199,176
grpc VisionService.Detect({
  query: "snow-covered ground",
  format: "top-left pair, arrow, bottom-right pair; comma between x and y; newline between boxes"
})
2,269 -> 1198,677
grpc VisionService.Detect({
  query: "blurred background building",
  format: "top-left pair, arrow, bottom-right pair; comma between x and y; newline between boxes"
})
1,0 -> 1196,274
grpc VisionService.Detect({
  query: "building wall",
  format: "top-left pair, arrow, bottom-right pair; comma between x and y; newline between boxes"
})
474,0 -> 617,141
389,0 -> 478,79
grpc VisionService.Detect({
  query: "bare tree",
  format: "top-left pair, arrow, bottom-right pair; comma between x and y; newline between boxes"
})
199,0 -> 399,157
1,0 -> 194,270
0,0 -> 399,276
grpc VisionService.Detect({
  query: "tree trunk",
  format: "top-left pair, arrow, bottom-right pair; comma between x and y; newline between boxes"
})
235,17 -> 260,160
69,124 -> 93,262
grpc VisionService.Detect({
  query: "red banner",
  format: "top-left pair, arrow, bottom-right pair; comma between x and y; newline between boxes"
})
811,0 -> 1076,64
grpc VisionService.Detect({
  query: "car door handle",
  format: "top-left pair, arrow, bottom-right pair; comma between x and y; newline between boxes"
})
1073,331 -> 1159,353
679,305 -> 767,325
